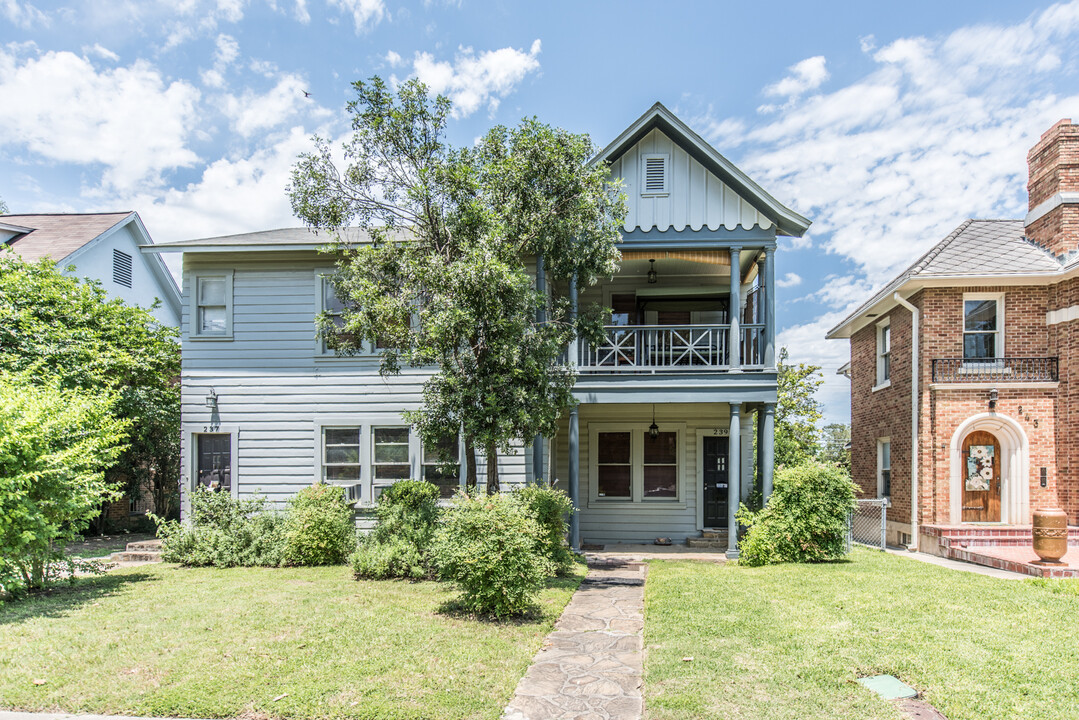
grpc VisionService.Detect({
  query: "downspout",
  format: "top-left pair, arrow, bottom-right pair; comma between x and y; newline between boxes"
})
893,292 -> 920,550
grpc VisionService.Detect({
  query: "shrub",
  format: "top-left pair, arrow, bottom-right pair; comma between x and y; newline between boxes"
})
514,484 -> 575,575
736,460 -> 857,567
431,492 -> 547,617
282,483 -> 355,566
155,488 -> 285,567
351,479 -> 440,580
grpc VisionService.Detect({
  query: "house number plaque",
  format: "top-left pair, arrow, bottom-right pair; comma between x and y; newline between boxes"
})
712,428 -> 730,436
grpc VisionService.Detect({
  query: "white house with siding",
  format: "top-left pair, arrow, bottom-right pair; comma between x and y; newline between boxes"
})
145,103 -> 810,556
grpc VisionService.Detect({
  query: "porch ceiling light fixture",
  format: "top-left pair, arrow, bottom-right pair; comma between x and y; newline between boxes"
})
647,259 -> 658,284
205,388 -> 219,410
649,404 -> 659,440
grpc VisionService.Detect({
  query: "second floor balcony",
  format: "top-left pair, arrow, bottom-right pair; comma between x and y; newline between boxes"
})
931,357 -> 1059,383
578,322 -> 767,372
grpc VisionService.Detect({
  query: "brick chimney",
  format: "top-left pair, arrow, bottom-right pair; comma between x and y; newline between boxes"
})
1026,118 -> 1079,257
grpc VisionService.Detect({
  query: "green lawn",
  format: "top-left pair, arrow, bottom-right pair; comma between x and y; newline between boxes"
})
644,549 -> 1079,720
0,563 -> 585,720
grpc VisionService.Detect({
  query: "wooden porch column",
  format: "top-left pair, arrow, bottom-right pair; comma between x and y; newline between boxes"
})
533,254 -> 546,485
761,402 -> 776,503
729,247 -> 742,371
727,402 -> 741,559
568,271 -> 580,550
764,246 -> 776,369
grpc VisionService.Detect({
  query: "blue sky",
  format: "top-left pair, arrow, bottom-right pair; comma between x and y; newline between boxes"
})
3,0 -> 1079,423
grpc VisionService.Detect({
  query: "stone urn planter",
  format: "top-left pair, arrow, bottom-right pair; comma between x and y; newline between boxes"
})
1032,507 -> 1069,566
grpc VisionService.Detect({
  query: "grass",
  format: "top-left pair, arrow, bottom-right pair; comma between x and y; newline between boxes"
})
0,562 -> 585,720
644,548 -> 1079,720
64,533 -> 156,559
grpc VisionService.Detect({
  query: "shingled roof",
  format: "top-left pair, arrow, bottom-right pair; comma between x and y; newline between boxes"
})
0,212 -> 134,262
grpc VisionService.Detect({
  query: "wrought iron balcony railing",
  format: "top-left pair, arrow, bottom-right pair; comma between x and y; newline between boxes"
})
931,357 -> 1059,383
578,324 -> 767,372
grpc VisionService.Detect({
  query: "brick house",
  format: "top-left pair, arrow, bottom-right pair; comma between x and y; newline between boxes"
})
828,119 -> 1079,567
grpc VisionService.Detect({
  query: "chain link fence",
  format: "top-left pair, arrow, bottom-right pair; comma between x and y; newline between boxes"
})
847,498 -> 888,552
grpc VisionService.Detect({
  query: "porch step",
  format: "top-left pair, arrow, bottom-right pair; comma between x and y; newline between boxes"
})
125,539 -> 163,552
700,530 -> 724,539
108,538 -> 163,564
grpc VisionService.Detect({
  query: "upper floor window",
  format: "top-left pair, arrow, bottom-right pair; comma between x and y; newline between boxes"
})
316,274 -> 391,356
875,319 -> 891,387
192,272 -> 232,339
964,294 -> 1003,361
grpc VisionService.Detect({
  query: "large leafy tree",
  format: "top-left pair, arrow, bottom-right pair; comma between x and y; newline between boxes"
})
0,254 -> 181,519
775,347 -> 824,468
289,77 -> 625,491
818,422 -> 851,473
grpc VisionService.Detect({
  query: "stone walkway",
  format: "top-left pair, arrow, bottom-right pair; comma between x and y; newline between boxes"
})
503,561 -> 646,720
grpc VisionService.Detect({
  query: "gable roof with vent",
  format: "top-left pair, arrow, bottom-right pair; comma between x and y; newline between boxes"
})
592,102 -> 810,239
827,219 -> 1067,339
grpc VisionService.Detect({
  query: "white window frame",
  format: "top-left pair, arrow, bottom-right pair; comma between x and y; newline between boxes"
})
189,270 -> 233,340
314,272 -> 380,357
962,292 -> 1005,363
873,317 -> 891,391
587,422 -> 686,508
186,425 -> 240,499
320,425 -> 363,489
877,438 -> 891,502
639,153 -> 670,197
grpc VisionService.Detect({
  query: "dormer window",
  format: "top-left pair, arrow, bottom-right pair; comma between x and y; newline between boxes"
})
640,153 -> 669,196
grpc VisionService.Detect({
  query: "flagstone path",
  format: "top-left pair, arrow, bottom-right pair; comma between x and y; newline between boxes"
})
502,561 -> 647,720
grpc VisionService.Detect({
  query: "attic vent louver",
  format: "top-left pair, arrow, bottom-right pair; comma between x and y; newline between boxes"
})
113,248 -> 132,288
641,153 -> 669,196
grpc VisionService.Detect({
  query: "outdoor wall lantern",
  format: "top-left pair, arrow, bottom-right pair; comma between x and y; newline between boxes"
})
649,403 -> 659,440
647,259 -> 658,284
205,388 -> 219,410
989,387 -> 998,412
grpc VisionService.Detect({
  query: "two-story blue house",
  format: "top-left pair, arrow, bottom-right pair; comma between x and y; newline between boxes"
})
145,103 -> 809,558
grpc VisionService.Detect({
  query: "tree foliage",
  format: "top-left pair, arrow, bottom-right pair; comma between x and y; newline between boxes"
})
289,77 -> 625,491
775,347 -> 823,468
0,254 -> 181,520
0,373 -> 128,591
818,422 -> 851,472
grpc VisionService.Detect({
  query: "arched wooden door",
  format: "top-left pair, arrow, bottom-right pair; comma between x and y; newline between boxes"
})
961,430 -> 1001,522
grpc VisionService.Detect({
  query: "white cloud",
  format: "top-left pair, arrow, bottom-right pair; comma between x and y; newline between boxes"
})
201,33 -> 240,87
776,272 -> 802,288
328,0 -> 386,33
0,48 -> 200,191
2,0 -> 49,28
293,0 -> 310,23
222,73 -> 321,137
764,55 -> 829,99
384,50 -> 403,67
82,43 -> 119,62
409,39 -> 542,118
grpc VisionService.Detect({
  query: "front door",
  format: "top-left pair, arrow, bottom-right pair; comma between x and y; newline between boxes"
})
961,430 -> 1001,522
702,436 -> 729,527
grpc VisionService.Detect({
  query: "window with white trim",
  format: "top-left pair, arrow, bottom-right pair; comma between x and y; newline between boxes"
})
590,424 -> 684,504
322,427 -> 361,484
643,431 -> 677,498
596,431 -> 632,498
192,272 -> 232,338
372,427 -> 411,499
963,294 -> 1003,361
640,153 -> 670,196
876,318 -> 891,386
195,433 -> 231,492
877,439 -> 891,498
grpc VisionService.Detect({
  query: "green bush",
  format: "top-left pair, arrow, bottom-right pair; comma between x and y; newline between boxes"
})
282,484 -> 355,566
155,488 -> 285,567
351,479 -> 440,580
736,460 -> 857,567
514,484 -> 575,576
431,492 -> 547,617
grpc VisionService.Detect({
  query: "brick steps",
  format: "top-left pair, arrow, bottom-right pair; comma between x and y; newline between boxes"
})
687,530 -> 729,549
922,525 -> 1079,578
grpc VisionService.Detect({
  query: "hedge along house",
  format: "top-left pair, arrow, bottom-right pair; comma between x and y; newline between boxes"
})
828,120 -> 1079,575
144,103 -> 810,556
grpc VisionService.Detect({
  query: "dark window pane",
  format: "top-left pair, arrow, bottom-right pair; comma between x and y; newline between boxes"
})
196,434 -> 231,491
657,310 -> 691,326
325,428 -> 359,446
643,466 -> 677,498
964,300 -> 997,331
374,428 -> 409,444
964,333 -> 995,359
610,293 -> 636,326
323,280 -> 347,313
374,443 -> 409,463
326,446 -> 360,464
374,464 -> 410,481
643,431 -> 677,464
597,432 -> 631,464
597,465 -> 631,498
424,467 -> 460,498
326,465 -> 361,483
424,436 -> 459,464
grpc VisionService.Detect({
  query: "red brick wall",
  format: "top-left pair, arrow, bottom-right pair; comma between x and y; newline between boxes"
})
1027,119 -> 1079,256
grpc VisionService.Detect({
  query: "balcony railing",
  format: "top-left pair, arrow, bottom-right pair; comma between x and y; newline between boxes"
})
578,324 -> 767,373
931,357 -> 1059,383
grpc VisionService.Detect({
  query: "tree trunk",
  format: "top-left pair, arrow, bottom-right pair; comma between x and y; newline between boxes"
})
485,440 -> 500,495
465,434 -> 478,493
